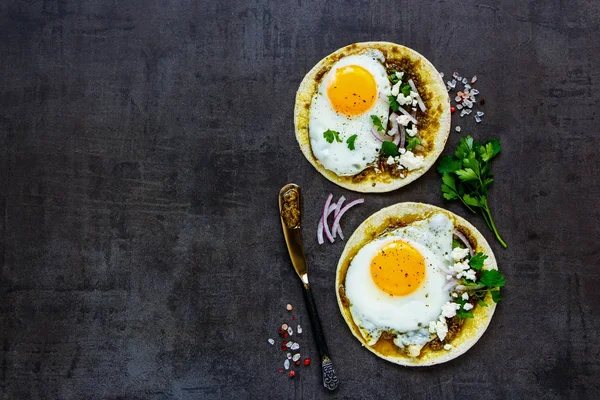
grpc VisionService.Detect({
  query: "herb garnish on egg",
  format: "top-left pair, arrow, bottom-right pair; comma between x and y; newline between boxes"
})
323,129 -> 342,143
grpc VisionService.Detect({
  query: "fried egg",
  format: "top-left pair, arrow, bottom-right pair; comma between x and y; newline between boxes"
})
309,50 -> 392,176
344,213 -> 454,351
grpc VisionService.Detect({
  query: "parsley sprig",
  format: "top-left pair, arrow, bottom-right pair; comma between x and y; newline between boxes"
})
438,136 -> 507,248
370,115 -> 385,132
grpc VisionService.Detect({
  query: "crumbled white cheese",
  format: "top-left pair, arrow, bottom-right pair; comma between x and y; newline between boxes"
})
406,125 -> 418,137
412,99 -> 418,107
391,81 -> 402,97
452,261 -> 470,274
463,303 -> 474,311
461,292 -> 469,301
451,292 -> 458,298
396,114 -> 412,126
399,151 -> 424,171
443,344 -> 453,351
397,93 -> 412,106
435,318 -> 448,341
386,156 -> 395,165
428,321 -> 436,334
441,302 -> 458,318
464,269 -> 477,281
374,167 -> 381,174
395,71 -> 404,80
452,247 -> 470,262
446,275 -> 453,281
399,148 -> 407,155
410,91 -> 419,99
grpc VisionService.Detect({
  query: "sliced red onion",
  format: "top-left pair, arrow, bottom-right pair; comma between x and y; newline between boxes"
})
317,203 -> 337,244
453,228 -> 474,256
392,132 -> 400,146
332,196 -> 346,239
408,79 -> 426,112
337,227 -> 345,241
322,194 -> 334,243
456,284 -> 485,291
442,279 -> 458,292
370,127 -> 385,143
438,263 -> 453,276
399,124 -> 406,150
387,112 -> 399,136
398,106 -> 417,124
331,198 -> 364,238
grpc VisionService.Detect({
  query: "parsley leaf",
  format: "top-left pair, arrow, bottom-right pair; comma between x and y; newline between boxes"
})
437,156 -> 462,173
452,238 -> 464,249
346,134 -> 358,150
457,308 -> 474,319
400,83 -> 411,97
370,115 -> 385,132
479,269 -> 506,288
381,141 -> 399,157
491,290 -> 502,303
388,95 -> 400,112
323,129 -> 341,143
388,70 -> 400,84
405,137 -> 421,151
437,135 -> 507,248
468,252 -> 488,271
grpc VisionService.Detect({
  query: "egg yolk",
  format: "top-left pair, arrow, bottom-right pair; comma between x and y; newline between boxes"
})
327,65 -> 377,116
370,240 -> 426,296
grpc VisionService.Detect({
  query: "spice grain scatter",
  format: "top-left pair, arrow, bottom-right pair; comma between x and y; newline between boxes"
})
268,303 -> 312,378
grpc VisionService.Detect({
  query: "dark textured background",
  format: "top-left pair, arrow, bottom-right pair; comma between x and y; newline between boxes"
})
1,0 -> 599,398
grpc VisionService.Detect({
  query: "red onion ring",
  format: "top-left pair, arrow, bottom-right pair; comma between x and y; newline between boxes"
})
398,106 -> 418,124
399,125 -> 406,150
317,203 -> 337,245
442,279 -> 458,292
322,194 -> 334,243
392,133 -> 400,146
408,79 -> 426,112
331,198 -> 364,238
370,127 -> 385,142
453,229 -> 474,256
387,112 -> 399,136
332,196 -> 346,239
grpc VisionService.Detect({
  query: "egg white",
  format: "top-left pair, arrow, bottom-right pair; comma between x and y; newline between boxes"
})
345,213 -> 454,347
309,51 -> 392,176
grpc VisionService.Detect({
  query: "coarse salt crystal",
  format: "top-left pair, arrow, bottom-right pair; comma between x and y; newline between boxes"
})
292,354 -> 301,362
476,111 -> 485,117
475,115 -> 482,123
457,75 -> 462,81
455,126 -> 461,132
268,338 -> 275,345
462,78 -> 468,84
286,304 -> 293,311
447,80 -> 456,89
456,104 -> 463,110
454,96 -> 462,102
286,341 -> 293,348
440,72 -> 445,78
460,110 -> 468,117
464,84 -> 471,90
471,75 -> 477,83
287,353 -> 292,359
297,325 -> 302,334
284,359 -> 290,370
464,109 -> 473,115
281,324 -> 288,330
471,89 -> 480,96
287,327 -> 293,336
453,72 -> 459,78
464,99 -> 473,108
290,343 -> 300,350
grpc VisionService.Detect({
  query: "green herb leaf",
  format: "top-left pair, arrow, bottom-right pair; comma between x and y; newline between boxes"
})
381,141 -> 399,157
388,95 -> 400,112
456,168 -> 478,182
346,134 -> 358,150
388,70 -> 400,84
480,138 -> 501,162
463,194 -> 481,207
452,238 -> 464,249
405,137 -> 421,151
478,300 -> 489,307
441,173 -> 459,200
371,115 -> 385,132
491,289 -> 503,303
400,83 -> 411,97
437,156 -> 463,173
457,308 -> 474,319
323,129 -> 341,143
479,269 -> 506,288
468,252 -> 488,271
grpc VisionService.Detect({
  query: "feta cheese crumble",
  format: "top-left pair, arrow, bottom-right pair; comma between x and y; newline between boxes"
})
441,302 -> 458,318
452,247 -> 470,262
443,344 -> 453,351
396,114 -> 412,126
399,151 -> 424,171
